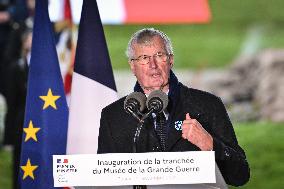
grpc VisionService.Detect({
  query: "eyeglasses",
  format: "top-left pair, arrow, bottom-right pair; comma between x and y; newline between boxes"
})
131,52 -> 170,65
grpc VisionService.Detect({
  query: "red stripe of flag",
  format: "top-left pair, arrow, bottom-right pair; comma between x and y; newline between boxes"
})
124,0 -> 211,24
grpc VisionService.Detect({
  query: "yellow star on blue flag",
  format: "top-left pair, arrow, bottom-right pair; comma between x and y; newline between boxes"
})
21,158 -> 38,180
39,88 -> 60,109
23,121 -> 40,142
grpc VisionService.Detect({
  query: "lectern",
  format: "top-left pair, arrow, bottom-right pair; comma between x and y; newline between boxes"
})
53,152 -> 227,189
90,164 -> 227,189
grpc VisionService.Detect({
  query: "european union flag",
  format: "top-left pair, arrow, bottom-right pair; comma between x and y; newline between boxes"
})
19,0 -> 68,188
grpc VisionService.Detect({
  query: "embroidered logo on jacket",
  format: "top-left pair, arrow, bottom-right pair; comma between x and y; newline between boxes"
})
174,121 -> 183,131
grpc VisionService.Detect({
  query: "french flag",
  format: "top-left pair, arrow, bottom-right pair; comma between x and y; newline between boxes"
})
66,0 -> 118,154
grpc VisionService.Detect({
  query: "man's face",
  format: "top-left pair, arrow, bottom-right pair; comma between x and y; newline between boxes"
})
129,36 -> 173,94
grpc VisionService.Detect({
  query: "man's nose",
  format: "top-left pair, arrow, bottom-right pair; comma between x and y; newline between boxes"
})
148,56 -> 158,68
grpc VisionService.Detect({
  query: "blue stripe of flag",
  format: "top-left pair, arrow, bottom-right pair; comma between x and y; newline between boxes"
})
74,0 -> 117,91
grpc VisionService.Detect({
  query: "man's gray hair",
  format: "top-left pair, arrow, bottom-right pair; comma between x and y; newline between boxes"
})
126,28 -> 174,60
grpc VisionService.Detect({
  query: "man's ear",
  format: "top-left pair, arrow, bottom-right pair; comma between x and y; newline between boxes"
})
129,61 -> 135,74
169,54 -> 174,68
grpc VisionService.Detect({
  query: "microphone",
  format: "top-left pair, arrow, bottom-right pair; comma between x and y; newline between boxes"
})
147,90 -> 168,113
124,92 -> 146,121
141,90 -> 168,121
127,90 -> 168,154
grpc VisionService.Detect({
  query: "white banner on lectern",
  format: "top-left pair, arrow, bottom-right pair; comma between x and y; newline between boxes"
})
53,151 -> 215,187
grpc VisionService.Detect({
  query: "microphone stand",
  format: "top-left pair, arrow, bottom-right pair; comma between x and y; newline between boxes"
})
133,121 -> 147,189
132,110 -> 154,189
133,119 -> 144,153
127,90 -> 167,189
132,108 -> 154,153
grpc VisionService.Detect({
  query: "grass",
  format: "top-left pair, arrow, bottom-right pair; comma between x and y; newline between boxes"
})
229,122 -> 284,189
0,148 -> 12,189
1,122 -> 283,189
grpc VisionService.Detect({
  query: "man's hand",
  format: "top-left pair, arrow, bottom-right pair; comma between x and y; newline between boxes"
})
181,113 -> 213,151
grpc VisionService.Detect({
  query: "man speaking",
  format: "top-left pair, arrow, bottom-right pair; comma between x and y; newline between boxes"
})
97,28 -> 250,187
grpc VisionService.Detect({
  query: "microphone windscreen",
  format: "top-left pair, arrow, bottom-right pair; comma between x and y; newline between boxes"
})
124,92 -> 146,112
146,90 -> 168,113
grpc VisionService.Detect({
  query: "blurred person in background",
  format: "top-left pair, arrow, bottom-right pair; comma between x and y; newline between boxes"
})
0,0 -> 28,97
1,1 -> 33,188
3,26 -> 32,189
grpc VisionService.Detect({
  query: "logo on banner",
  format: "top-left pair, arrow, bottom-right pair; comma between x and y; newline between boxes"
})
56,158 -> 77,173
57,158 -> 68,163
